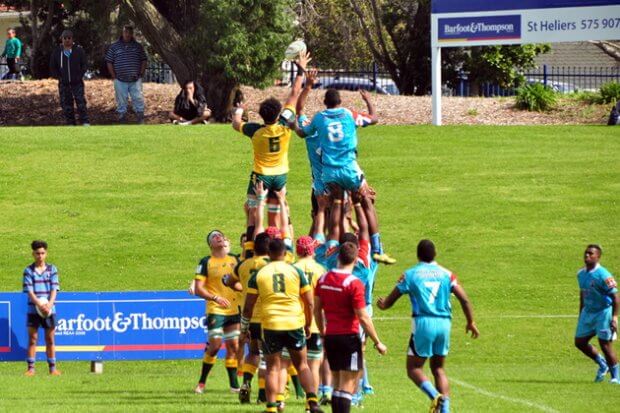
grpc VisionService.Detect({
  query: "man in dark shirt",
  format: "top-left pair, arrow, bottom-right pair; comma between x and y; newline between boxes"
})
105,25 -> 147,124
49,30 -> 89,126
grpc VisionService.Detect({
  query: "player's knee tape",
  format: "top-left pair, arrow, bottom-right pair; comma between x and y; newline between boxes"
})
267,205 -> 281,214
281,348 -> 291,360
225,358 -> 238,369
308,350 -> 322,361
223,330 -> 240,341
203,354 -> 217,364
209,328 -> 223,339
287,365 -> 298,375
247,198 -> 258,208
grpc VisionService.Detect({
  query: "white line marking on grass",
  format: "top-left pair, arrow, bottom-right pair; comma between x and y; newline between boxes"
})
452,378 -> 560,413
373,314 -> 574,321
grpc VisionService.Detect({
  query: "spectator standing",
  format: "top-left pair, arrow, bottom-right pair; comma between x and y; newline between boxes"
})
1,28 -> 22,80
105,25 -> 148,124
49,30 -> 90,126
169,80 -> 211,125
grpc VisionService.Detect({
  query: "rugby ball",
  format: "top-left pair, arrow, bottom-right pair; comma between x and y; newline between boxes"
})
285,40 -> 307,61
36,297 -> 51,318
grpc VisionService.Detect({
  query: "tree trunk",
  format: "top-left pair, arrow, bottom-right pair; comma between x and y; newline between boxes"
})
202,73 -> 239,123
121,0 -> 192,83
591,41 -> 620,62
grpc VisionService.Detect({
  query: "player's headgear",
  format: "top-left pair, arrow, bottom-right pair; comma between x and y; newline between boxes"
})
417,239 -> 436,263
206,230 -> 224,246
324,89 -> 341,108
296,236 -> 315,257
265,226 -> 282,240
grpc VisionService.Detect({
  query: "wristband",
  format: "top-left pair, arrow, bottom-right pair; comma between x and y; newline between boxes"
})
257,194 -> 267,202
212,295 -> 218,302
353,203 -> 361,208
240,315 -> 250,333
333,199 -> 343,204
234,108 -> 244,116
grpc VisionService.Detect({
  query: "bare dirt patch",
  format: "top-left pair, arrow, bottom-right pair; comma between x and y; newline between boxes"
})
0,79 -> 610,126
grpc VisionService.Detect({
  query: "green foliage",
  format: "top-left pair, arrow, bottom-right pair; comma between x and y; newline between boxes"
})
466,44 -> 550,88
516,83 -> 558,112
185,0 -> 295,88
599,81 -> 620,104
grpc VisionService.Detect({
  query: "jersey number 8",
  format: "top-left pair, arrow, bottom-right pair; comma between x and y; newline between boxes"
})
269,137 -> 281,153
272,273 -> 286,293
327,122 -> 344,142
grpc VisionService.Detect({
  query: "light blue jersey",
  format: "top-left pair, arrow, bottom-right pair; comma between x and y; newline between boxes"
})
578,264 -> 617,313
302,108 -> 372,168
397,261 -> 457,318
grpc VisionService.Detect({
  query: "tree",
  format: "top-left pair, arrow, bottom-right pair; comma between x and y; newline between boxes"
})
121,0 -> 296,121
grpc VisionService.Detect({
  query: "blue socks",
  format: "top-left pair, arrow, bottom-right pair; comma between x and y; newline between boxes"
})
26,357 -> 35,371
419,380 -> 439,400
442,396 -> 451,413
47,357 -> 56,372
370,233 -> 383,255
362,363 -> 371,389
611,364 -> 619,380
595,354 -> 608,369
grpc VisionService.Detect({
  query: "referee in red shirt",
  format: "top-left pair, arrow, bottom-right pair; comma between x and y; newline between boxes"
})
314,241 -> 387,413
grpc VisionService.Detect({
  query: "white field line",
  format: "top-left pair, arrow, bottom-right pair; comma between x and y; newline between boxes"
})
373,314 -> 575,321
452,378 -> 561,413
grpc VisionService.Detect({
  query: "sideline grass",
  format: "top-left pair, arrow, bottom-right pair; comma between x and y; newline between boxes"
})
0,124 -> 618,412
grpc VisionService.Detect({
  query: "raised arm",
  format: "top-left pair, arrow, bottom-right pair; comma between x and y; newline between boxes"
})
253,181 -> 268,239
296,68 -> 318,116
232,102 -> 246,132
328,185 -> 344,243
452,284 -> 479,338
359,89 -> 379,125
284,51 -> 311,109
351,190 -> 369,241
274,187 -> 290,238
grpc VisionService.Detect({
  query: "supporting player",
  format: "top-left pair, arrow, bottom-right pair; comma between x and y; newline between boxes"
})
376,240 -> 479,413
22,240 -> 61,376
315,242 -> 387,413
231,232 -> 272,403
232,51 -> 309,230
241,238 -> 323,413
573,244 -> 619,383
294,88 -> 395,265
192,230 -> 242,394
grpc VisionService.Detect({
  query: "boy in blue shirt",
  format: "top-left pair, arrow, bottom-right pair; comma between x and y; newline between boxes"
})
574,244 -> 619,383
22,240 -> 61,376
376,240 -> 479,413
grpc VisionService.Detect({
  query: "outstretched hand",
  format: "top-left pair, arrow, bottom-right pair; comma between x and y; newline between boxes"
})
359,89 -> 372,102
306,68 -> 319,87
296,51 -> 312,71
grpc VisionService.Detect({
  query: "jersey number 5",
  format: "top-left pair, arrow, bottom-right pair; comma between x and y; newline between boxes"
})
272,273 -> 286,293
424,281 -> 440,304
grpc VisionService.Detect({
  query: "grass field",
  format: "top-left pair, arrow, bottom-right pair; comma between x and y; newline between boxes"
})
0,124 -> 619,412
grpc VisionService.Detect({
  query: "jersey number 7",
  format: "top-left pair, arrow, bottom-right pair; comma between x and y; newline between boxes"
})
424,281 -> 440,304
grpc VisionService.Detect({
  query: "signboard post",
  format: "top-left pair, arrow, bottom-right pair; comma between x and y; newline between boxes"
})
431,0 -> 620,125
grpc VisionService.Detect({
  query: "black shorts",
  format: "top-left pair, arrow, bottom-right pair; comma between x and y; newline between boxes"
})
324,334 -> 363,372
27,313 -> 57,330
262,328 -> 306,355
249,322 -> 262,342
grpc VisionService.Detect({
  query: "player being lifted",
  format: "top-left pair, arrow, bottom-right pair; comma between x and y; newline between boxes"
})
377,240 -> 479,413
573,244 -> 619,383
192,230 -> 242,395
232,51 -> 310,232
294,87 -> 395,265
241,238 -> 323,413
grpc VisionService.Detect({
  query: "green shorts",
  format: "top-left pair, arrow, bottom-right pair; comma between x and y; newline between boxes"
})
207,313 -> 240,340
247,172 -> 288,196
262,328 -> 306,355
283,333 -> 322,360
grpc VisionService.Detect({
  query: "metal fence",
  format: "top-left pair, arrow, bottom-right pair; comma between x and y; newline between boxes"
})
454,65 -> 620,97
143,62 -> 176,84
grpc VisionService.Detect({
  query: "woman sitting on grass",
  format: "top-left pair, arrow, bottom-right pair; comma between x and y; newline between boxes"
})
169,80 -> 211,125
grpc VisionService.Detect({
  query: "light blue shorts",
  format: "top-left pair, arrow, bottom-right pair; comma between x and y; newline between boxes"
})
408,317 -> 451,358
312,169 -> 327,195
575,307 -> 613,341
322,162 -> 365,191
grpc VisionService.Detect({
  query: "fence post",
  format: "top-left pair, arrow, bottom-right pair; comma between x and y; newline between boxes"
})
372,61 -> 378,91
543,64 -> 548,88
